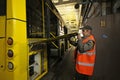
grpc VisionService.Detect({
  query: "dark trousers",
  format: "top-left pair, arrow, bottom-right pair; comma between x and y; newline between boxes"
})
75,71 -> 89,80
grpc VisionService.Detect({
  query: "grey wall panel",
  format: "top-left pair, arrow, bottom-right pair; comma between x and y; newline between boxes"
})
108,14 -> 120,80
86,14 -> 120,80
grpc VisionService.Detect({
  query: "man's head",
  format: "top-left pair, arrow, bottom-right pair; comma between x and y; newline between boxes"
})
81,25 -> 92,37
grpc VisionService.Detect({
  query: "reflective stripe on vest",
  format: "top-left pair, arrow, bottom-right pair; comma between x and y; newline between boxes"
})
77,61 -> 94,67
77,51 -> 95,56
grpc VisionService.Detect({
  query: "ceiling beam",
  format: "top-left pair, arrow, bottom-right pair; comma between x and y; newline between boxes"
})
53,0 -> 77,5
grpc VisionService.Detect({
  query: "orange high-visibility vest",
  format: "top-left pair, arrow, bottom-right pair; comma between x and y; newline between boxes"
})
76,35 -> 96,76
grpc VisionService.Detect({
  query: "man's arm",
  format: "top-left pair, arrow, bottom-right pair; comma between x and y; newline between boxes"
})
77,40 -> 95,53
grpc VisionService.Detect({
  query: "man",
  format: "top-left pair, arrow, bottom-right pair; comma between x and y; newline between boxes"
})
69,25 -> 96,80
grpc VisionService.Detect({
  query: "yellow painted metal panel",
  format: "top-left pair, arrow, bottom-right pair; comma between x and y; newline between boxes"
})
0,21 -> 28,80
0,16 -> 6,37
3,0 -> 28,79
6,20 -> 27,42
5,19 -> 28,80
0,38 -> 5,70
7,0 -> 26,20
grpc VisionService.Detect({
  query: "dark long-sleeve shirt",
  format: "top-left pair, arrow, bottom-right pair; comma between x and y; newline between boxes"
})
69,37 -> 95,53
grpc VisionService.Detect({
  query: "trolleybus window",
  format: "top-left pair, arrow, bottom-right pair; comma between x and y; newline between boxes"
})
26,0 -> 43,38
0,0 -> 6,15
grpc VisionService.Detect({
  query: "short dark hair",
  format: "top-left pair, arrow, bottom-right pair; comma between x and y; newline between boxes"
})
81,25 -> 92,30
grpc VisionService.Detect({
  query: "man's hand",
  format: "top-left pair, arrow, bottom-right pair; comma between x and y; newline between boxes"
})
77,34 -> 81,40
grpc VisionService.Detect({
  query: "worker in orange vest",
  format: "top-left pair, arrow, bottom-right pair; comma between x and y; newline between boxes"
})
69,25 -> 96,80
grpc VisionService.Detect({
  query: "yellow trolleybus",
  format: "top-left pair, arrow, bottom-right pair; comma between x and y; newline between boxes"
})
0,0 -> 66,80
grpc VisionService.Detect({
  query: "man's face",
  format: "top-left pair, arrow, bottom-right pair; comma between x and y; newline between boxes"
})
82,29 -> 91,37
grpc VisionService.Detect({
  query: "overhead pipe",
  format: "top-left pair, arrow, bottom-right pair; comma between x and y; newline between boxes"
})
74,0 -> 93,25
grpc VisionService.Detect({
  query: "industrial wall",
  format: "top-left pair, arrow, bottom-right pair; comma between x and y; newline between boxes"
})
87,13 -> 120,80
